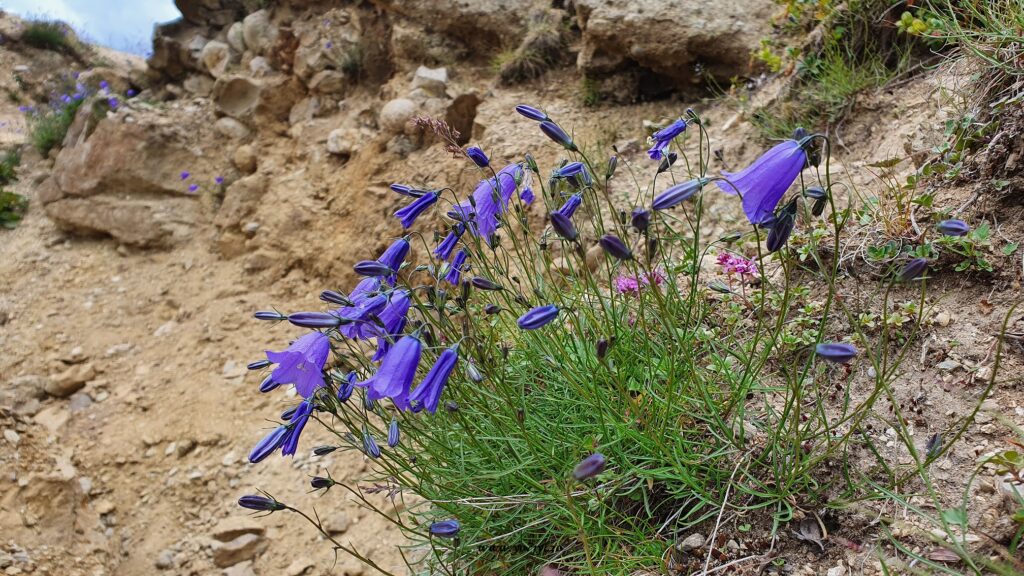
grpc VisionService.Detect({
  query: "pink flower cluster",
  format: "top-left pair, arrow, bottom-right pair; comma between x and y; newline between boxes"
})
716,252 -> 758,277
614,268 -> 667,296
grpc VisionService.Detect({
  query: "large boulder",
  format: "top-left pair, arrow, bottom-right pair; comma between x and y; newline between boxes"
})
212,74 -> 304,124
574,0 -> 776,89
39,103 -> 228,248
174,0 -> 250,27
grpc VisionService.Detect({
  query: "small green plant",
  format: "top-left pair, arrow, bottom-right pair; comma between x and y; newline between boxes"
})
0,189 -> 28,229
0,149 -> 21,186
21,20 -> 72,52
26,97 -> 84,156
494,11 -> 566,85
581,75 -> 600,107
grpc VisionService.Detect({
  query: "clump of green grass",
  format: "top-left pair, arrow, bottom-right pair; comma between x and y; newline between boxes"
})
493,10 -> 566,85
0,149 -> 20,186
21,20 -> 73,52
26,97 -> 83,156
0,189 -> 28,229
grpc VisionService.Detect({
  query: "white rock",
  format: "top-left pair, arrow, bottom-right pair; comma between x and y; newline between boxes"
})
379,98 -> 417,135
201,40 -> 231,78
215,117 -> 251,140
326,129 -> 355,155
411,66 -> 448,96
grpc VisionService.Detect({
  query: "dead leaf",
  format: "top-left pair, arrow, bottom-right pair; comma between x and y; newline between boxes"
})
926,547 -> 962,563
792,517 -> 825,551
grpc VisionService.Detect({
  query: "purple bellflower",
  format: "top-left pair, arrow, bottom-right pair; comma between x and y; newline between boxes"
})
814,342 -> 858,363
445,250 -> 468,285
238,495 -> 285,512
520,186 -> 535,204
539,121 -> 576,150
573,453 -> 606,480
716,139 -> 808,225
937,219 -> 970,237
899,258 -> 929,282
466,146 -> 489,168
599,235 -> 633,260
429,520 -> 461,538
377,238 -> 410,285
653,178 -> 710,211
517,305 -> 559,330
515,104 -> 548,121
433,224 -> 465,260
395,190 -> 440,229
550,212 -> 577,241
265,332 -> 330,398
647,119 -> 687,160
249,425 -> 289,463
409,345 -> 459,414
280,400 -> 313,456
556,193 -> 582,218
357,334 -> 422,410
450,164 -> 522,240
288,311 -> 343,329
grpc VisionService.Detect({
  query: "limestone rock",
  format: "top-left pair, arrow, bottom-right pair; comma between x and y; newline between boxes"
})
215,117 -> 251,140
411,66 -> 448,96
213,75 -> 303,123
201,40 -> 231,78
183,74 -> 215,96
226,21 -> 246,53
212,534 -> 266,568
242,10 -> 278,56
308,70 -> 346,95
216,174 -> 267,230
574,0 -> 775,91
371,0 -> 538,55
326,129 -> 355,156
211,516 -> 265,542
47,363 -> 96,398
233,145 -> 257,174
379,98 -> 417,135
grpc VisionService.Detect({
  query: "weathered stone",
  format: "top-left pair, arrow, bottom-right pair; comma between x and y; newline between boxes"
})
308,70 -> 346,95
411,66 -> 448,96
323,512 -> 351,535
211,516 -> 265,542
289,97 -> 321,126
379,98 -> 417,135
326,129 -> 355,156
183,74 -> 215,96
233,145 -> 257,174
46,363 -> 96,398
216,174 -> 267,230
215,117 -> 251,140
212,534 -> 266,568
371,0 -> 538,55
212,75 -> 303,123
226,21 -> 246,53
201,40 -> 231,78
679,533 -> 705,551
242,10 -> 278,56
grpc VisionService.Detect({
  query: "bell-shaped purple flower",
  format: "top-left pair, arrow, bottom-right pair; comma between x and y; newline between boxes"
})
433,224 -> 465,260
357,334 -> 421,410
936,219 -> 970,237
377,238 -> 410,285
395,190 -> 441,229
517,305 -> 559,330
248,425 -> 289,463
573,453 -> 606,480
631,208 -> 650,231
451,163 -> 522,240
266,332 -> 330,398
287,312 -> 343,329
354,260 -> 395,278
766,198 -> 798,253
280,400 -> 314,456
647,118 -> 687,160
550,212 -> 577,241
515,104 -> 548,121
520,186 -> 535,205
466,146 -> 489,168
409,345 -> 459,414
445,250 -> 467,285
599,235 -> 633,260
556,193 -> 582,218
814,342 -> 858,363
716,140 -> 807,225
556,162 -> 586,178
429,520 -> 461,538
238,495 -> 285,512
539,121 -> 576,150
337,371 -> 355,402
652,178 -> 709,211
344,289 -> 410,341
899,258 -> 929,282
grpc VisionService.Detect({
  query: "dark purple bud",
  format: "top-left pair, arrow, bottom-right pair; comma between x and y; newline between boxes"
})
254,311 -> 287,321
657,152 -> 678,174
287,312 -> 342,328
484,304 -> 502,314
606,156 -> 618,179
388,418 -> 400,447
471,277 -> 503,291
259,375 -> 280,393
936,219 -> 970,237
354,260 -> 395,278
652,178 -> 709,211
596,337 -> 609,359
312,445 -> 337,456
539,121 -> 576,151
280,406 -> 297,421
319,290 -> 351,305
336,378 -> 354,403
631,208 -> 650,232
899,258 -> 929,282
599,234 -> 633,260
248,359 -> 271,370
249,426 -> 289,463
766,199 -> 798,253
549,212 -> 577,241
310,476 -> 334,490
390,183 -> 428,198
573,453 -> 606,480
556,162 -> 586,178
362,430 -> 380,458
466,146 -> 489,168
429,519 -> 461,538
466,362 -> 484,383
515,104 -> 548,121
445,400 -> 460,411
517,305 -> 560,330
238,495 -> 286,512
814,342 -> 858,363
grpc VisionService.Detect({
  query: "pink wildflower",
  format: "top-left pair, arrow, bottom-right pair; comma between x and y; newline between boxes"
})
614,268 -> 667,296
716,252 -> 758,278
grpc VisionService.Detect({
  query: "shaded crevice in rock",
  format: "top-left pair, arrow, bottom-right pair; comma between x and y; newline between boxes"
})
444,93 -> 480,145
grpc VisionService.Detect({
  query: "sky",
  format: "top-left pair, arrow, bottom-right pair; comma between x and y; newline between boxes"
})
2,0 -> 182,54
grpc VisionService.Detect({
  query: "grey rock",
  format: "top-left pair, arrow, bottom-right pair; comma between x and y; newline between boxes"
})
678,533 -> 705,551
379,98 -> 417,135
411,66 -> 448,96
212,534 -> 266,568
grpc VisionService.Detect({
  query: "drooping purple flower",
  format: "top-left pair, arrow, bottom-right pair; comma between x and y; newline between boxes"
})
556,162 -> 586,178
337,278 -> 383,337
390,183 -> 428,198
354,260 -> 395,278
356,334 -> 421,410
409,345 -> 459,414
107,97 -> 119,109
539,121 -> 576,150
550,212 -> 577,241
349,289 -> 411,341
899,258 -> 929,282
126,88 -> 137,97
517,305 -> 559,330
936,219 -> 970,237
520,186 -> 535,204
180,171 -> 190,180
515,104 -> 548,121
466,146 -> 489,168
280,400 -> 313,456
631,208 -> 650,231
814,342 -> 858,363
429,520 -> 461,538
372,316 -> 407,362
362,429 -> 381,458
433,224 -> 465,260
766,198 -> 798,253
99,80 -> 109,91
450,164 -> 523,240
395,190 -> 440,229
599,235 -> 633,260
653,178 -> 709,211
555,193 -> 582,218
471,276 -> 503,291
387,417 -> 401,447
647,118 -> 687,161
337,371 -> 355,402
265,332 -> 330,398
248,425 -> 289,463
716,140 -> 807,225
573,453 -> 606,480
188,183 -> 199,193
377,238 -> 410,284
238,495 -> 286,512
215,175 -> 225,185
445,250 -> 467,285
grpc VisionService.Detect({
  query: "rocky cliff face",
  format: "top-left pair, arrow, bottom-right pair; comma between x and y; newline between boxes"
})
37,0 -> 776,264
